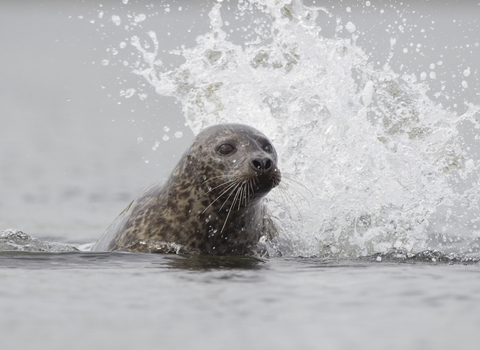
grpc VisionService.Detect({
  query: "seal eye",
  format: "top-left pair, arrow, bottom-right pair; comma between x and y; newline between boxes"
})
263,143 -> 273,153
217,144 -> 235,155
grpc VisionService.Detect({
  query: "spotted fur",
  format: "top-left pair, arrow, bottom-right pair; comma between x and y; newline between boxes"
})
92,124 -> 281,255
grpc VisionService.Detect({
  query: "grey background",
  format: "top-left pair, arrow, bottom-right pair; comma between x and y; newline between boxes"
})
0,0 -> 479,242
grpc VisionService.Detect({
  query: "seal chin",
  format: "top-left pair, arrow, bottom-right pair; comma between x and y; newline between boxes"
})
250,184 -> 273,199
250,171 -> 281,198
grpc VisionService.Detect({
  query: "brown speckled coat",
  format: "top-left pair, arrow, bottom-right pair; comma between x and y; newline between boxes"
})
92,124 -> 281,255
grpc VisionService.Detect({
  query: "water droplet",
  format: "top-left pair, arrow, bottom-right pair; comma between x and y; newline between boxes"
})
111,15 -> 121,26
345,22 -> 356,33
163,134 -> 169,141
134,14 -> 146,23
163,126 -> 170,132
174,131 -> 183,138
125,88 -> 136,98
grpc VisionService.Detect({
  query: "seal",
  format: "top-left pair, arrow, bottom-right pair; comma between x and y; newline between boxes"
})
92,123 -> 281,255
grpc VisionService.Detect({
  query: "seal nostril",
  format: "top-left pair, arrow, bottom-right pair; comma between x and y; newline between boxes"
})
265,159 -> 272,170
252,159 -> 262,170
252,158 -> 273,171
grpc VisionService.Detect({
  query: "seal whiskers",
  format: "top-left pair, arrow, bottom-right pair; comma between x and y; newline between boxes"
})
202,180 -> 239,214
271,175 -> 311,224
221,182 -> 244,233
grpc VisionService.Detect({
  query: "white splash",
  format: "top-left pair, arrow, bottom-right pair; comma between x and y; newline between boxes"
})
130,0 -> 480,258
0,229 -> 78,252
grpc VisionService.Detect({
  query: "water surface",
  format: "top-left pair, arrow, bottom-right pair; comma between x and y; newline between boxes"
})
1,251 -> 479,349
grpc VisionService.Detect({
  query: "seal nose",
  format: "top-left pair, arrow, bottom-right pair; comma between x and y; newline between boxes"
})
251,157 -> 273,172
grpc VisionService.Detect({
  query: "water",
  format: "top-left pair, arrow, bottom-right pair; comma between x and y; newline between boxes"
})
1,252 -> 480,349
1,0 -> 480,348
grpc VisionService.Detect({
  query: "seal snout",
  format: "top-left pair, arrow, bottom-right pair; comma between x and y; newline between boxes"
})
250,155 -> 281,193
251,157 -> 273,173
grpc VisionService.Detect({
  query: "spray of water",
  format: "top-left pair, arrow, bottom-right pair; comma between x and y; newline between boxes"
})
128,0 -> 480,258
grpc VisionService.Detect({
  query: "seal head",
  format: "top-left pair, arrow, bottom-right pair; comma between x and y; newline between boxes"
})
92,123 -> 281,255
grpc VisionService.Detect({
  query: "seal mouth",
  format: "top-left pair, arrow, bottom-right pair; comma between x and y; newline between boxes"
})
202,169 -> 281,208
249,168 -> 281,198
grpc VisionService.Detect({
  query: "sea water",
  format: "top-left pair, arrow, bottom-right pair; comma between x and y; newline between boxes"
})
1,0 -> 480,349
